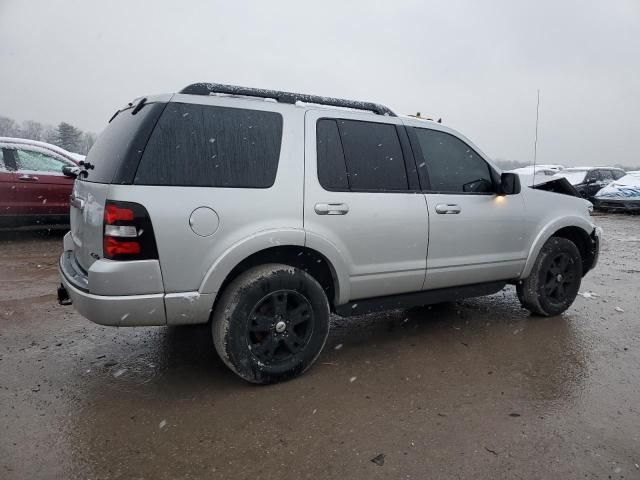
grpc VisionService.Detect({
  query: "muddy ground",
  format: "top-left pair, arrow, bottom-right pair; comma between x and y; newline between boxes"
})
1,214 -> 639,479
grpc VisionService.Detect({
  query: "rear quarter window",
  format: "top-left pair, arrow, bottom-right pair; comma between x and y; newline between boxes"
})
134,103 -> 283,188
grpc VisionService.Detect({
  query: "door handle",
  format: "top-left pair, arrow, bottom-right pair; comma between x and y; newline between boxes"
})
314,203 -> 349,215
18,175 -> 39,182
435,203 -> 462,214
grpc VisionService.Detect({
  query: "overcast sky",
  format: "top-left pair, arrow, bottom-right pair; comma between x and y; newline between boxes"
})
1,0 -> 639,166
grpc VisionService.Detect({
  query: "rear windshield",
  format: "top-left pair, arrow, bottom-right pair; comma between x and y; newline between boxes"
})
81,102 -> 166,184
133,103 -> 283,188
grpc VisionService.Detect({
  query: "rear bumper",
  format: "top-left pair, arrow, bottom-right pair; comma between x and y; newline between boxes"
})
59,252 -> 167,326
58,247 -> 214,326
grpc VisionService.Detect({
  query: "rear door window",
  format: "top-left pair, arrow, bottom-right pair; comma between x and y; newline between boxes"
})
134,103 -> 283,188
411,128 -> 493,193
316,119 -> 409,192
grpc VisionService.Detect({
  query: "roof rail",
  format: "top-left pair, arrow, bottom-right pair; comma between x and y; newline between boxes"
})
179,82 -> 396,117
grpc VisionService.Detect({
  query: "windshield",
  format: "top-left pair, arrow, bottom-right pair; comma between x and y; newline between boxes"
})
556,170 -> 587,185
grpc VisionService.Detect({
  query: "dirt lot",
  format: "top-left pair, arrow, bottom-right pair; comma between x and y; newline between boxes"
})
1,215 -> 639,480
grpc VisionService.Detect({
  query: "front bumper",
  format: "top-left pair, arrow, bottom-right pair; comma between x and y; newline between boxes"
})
595,198 -> 640,212
589,227 -> 601,273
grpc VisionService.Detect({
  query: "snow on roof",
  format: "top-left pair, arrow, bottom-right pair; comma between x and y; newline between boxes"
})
0,137 -> 81,164
565,166 -> 625,171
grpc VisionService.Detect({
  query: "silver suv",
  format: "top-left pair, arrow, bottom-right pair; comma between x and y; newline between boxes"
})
58,83 -> 600,383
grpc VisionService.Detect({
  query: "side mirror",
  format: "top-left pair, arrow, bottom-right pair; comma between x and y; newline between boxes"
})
62,165 -> 79,178
498,172 -> 521,196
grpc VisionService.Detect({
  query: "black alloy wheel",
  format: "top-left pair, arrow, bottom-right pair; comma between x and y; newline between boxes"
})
247,290 -> 314,365
542,252 -> 580,306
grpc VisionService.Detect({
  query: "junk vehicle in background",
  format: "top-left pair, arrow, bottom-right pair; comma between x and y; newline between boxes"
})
58,83 -> 600,384
554,167 -> 626,202
594,171 -> 640,212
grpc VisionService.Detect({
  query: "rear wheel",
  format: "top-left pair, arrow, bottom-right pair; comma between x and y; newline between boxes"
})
517,237 -> 582,316
212,264 -> 330,384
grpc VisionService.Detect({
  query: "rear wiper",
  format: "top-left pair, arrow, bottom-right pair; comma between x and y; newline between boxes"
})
108,109 -> 120,123
131,97 -> 147,115
109,97 -> 147,122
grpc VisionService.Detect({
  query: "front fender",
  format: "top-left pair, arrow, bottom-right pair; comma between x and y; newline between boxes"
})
521,215 -> 596,279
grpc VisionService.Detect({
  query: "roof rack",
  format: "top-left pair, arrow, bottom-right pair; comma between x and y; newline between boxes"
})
179,82 -> 396,117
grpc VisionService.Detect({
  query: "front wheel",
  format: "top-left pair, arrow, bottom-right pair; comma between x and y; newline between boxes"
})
517,237 -> 582,316
212,264 -> 330,384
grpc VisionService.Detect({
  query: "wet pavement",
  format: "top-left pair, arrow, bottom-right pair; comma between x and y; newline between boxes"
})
1,215 -> 639,479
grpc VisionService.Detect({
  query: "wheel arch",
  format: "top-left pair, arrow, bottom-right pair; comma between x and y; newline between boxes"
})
200,231 -> 348,313
521,217 -> 597,279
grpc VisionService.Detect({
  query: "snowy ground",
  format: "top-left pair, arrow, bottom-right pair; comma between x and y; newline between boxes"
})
1,214 -> 639,479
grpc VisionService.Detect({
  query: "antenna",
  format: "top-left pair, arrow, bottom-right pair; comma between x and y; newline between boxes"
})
532,89 -> 540,186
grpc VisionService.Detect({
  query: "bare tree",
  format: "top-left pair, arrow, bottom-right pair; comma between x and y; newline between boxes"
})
21,120 -> 44,141
80,131 -> 97,154
492,158 -> 530,170
0,116 -> 20,137
43,125 -> 58,144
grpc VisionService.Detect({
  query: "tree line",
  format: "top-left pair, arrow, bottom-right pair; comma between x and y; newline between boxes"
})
493,158 -> 640,172
0,115 -> 96,155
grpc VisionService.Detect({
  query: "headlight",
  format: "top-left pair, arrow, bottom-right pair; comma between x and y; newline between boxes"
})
583,199 -> 594,215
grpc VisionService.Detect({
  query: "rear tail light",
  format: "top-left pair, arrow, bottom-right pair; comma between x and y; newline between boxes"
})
103,200 -> 158,261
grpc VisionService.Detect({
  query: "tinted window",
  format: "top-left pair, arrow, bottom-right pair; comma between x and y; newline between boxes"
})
316,119 -> 409,192
134,103 -> 283,188
83,102 -> 167,184
317,119 -> 409,192
413,128 -> 493,193
585,170 -> 600,182
338,120 -> 408,191
15,149 -> 69,173
612,169 -> 625,180
316,119 -> 349,190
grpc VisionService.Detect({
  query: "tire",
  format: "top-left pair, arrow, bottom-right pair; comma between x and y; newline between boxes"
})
212,263 -> 330,384
517,237 -> 583,316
